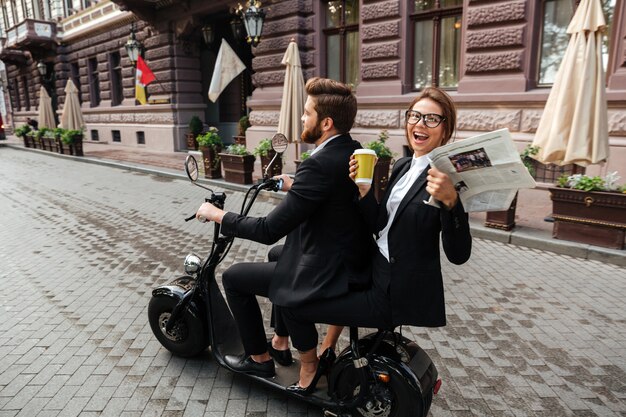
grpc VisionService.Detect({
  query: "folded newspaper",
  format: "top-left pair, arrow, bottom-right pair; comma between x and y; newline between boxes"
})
426,128 -> 536,212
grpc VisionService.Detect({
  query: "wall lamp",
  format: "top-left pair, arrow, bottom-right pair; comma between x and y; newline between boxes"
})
125,22 -> 143,66
235,1 -> 266,47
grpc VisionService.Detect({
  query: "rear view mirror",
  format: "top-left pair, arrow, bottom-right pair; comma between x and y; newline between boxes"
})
271,133 -> 288,154
185,155 -> 199,182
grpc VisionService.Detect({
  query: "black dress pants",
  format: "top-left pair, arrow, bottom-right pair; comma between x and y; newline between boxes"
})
280,251 -> 393,352
222,246 -> 288,356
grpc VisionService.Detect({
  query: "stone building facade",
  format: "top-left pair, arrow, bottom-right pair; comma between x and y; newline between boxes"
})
1,0 -> 624,177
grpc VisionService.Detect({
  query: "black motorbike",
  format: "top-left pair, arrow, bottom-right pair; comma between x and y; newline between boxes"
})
148,134 -> 441,417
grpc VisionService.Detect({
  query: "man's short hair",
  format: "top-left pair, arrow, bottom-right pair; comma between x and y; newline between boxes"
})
305,77 -> 357,134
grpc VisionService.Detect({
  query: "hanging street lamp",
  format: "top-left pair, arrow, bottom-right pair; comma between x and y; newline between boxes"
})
235,1 -> 266,47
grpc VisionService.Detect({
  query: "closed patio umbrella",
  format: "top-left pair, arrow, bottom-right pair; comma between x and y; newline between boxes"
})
60,79 -> 85,130
532,0 -> 608,167
277,39 -> 306,159
37,86 -> 55,129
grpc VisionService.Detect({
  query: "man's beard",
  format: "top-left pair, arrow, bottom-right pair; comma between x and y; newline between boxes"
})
301,122 -> 323,144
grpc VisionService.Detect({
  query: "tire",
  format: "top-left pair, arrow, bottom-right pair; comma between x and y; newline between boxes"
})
332,362 -> 422,417
148,296 -> 209,357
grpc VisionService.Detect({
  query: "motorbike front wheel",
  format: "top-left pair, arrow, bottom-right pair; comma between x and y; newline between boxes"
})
148,296 -> 209,357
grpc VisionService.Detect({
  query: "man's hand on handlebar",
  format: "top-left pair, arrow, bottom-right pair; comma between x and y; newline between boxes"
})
196,202 -> 226,224
274,174 -> 293,192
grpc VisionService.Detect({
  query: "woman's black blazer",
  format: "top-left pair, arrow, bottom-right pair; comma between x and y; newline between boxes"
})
358,156 -> 472,327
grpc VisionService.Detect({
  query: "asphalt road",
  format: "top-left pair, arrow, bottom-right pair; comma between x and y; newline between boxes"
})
0,148 -> 624,417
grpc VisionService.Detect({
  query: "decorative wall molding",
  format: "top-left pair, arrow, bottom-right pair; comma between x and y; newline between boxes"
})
354,110 -> 401,128
465,51 -> 523,72
466,26 -> 525,50
467,1 -> 526,27
362,41 -> 400,61
362,0 -> 401,22
361,21 -> 400,41
362,61 -> 400,79
457,109 -> 522,132
249,111 -> 280,126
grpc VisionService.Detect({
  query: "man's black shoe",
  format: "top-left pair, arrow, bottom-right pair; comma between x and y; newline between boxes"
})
267,340 -> 293,366
224,354 -> 275,378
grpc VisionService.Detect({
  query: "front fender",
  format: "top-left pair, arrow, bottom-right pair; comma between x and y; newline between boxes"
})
152,275 -> 195,298
152,275 -> 205,322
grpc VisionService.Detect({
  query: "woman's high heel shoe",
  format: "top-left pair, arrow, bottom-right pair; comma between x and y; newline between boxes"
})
286,348 -> 336,395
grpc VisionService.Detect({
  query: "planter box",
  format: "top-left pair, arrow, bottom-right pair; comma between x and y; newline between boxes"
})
43,137 -> 57,152
68,135 -> 84,156
549,187 -> 626,249
260,152 -> 282,177
485,193 -> 518,231
199,146 -> 222,179
220,153 -> 255,185
186,133 -> 198,150
373,157 -> 392,203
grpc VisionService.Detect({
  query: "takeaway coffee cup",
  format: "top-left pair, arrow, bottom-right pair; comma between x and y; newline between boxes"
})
353,149 -> 377,184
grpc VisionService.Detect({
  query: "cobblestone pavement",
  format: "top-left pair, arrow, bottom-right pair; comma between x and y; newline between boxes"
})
0,148 -> 624,417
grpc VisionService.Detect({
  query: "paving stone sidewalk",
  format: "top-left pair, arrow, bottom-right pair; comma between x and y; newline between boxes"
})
0,145 -> 625,417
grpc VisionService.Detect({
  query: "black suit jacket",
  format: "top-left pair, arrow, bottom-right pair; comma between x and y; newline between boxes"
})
221,134 -> 373,307
358,156 -> 472,327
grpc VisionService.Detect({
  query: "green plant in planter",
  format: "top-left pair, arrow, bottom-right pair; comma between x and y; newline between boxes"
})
224,144 -> 251,156
364,129 -> 394,158
14,125 -> 31,137
196,126 -> 223,149
557,172 -> 625,193
520,144 -> 540,176
238,115 -> 251,137
253,138 -> 273,157
188,115 -> 203,136
61,129 -> 83,144
53,127 -> 66,137
300,150 -> 312,160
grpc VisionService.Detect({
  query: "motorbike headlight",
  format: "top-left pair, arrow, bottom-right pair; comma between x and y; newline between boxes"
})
184,253 -> 202,274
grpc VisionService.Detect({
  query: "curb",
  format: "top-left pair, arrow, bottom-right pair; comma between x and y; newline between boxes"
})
3,141 -> 624,267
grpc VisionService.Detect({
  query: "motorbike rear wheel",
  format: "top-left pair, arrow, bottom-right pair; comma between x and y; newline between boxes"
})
332,362 -> 423,417
148,296 -> 209,357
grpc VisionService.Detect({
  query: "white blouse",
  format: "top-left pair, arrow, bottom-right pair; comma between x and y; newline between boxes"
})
376,155 -> 430,261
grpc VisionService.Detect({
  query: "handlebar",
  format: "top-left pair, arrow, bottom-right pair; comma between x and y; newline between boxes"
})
184,178 -> 282,223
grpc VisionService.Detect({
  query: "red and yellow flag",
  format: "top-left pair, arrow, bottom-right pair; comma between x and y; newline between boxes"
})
135,56 -> 156,105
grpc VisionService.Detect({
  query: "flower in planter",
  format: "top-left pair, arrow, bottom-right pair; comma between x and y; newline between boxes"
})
188,116 -> 203,137
14,125 -> 31,137
253,138 -> 273,157
224,143 -> 251,156
520,144 -> 540,176
364,129 -> 395,159
196,127 -> 223,149
557,172 -> 625,193
238,115 -> 251,137
61,129 -> 83,144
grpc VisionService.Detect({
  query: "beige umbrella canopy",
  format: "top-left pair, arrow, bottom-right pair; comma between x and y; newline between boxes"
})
277,39 -> 306,159
60,79 -> 85,130
532,0 -> 608,167
37,86 -> 56,129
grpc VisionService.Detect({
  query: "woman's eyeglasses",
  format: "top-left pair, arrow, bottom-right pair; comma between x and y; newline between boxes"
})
405,110 -> 445,128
